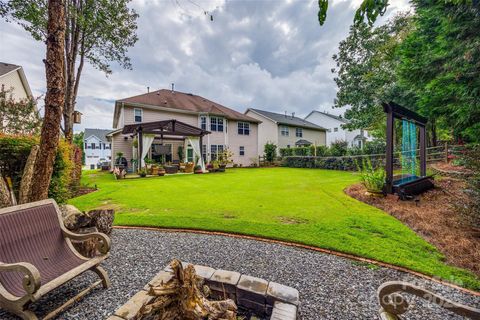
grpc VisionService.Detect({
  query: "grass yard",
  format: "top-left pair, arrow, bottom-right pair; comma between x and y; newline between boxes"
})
70,168 -> 480,290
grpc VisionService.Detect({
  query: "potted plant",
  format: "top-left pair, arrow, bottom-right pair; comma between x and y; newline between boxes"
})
164,163 -> 179,174
158,165 -> 166,176
218,148 -> 234,172
151,163 -> 159,175
211,160 -> 220,172
145,158 -> 155,174
138,169 -> 147,178
194,165 -> 203,174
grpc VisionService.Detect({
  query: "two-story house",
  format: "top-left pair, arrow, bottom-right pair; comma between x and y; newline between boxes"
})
0,62 -> 32,101
244,108 -> 327,155
84,129 -> 112,169
108,89 -> 260,168
304,111 -> 371,148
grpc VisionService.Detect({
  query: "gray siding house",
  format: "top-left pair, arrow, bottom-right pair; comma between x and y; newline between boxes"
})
245,108 -> 327,155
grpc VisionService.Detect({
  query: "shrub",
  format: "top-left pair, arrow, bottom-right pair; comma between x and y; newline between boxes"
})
0,134 -> 78,203
357,158 -> 386,193
264,142 -> 277,162
329,140 -> 348,156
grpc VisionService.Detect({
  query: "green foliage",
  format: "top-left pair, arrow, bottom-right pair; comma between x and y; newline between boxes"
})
0,90 -> 42,135
357,158 -> 386,193
329,140 -> 349,156
264,142 -> 277,162
0,135 -> 78,203
318,0 -> 389,26
177,145 -> 184,162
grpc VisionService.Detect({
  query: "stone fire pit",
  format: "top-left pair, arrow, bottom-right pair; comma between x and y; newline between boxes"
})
107,261 -> 299,320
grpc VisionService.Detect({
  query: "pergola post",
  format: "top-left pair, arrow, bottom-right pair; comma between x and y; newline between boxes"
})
199,135 -> 203,164
419,125 -> 427,176
138,127 -> 143,171
385,106 -> 394,194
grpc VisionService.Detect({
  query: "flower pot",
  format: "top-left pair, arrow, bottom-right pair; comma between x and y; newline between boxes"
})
218,164 -> 226,172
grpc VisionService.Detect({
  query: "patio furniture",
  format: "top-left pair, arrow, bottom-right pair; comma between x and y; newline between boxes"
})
164,165 -> 178,174
377,281 -> 480,320
184,162 -> 194,173
0,199 -> 111,320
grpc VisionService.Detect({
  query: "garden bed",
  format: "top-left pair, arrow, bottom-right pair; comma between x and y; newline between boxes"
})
345,178 -> 480,277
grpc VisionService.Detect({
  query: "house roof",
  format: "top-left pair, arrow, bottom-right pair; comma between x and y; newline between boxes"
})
84,128 -> 112,142
247,108 -> 326,131
305,110 -> 349,124
295,139 -> 312,146
122,119 -> 209,137
115,89 -> 260,125
0,62 -> 20,77
0,62 -> 33,99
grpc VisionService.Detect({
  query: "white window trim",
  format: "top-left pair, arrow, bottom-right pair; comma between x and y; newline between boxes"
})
237,122 -> 250,135
280,125 -> 289,136
239,146 -> 245,156
134,108 -> 143,123
295,127 -> 303,138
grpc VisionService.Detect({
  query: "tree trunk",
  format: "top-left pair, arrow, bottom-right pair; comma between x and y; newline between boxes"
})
29,0 -> 66,202
19,145 -> 39,204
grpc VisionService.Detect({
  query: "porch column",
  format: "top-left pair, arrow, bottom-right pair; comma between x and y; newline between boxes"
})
138,128 -> 143,171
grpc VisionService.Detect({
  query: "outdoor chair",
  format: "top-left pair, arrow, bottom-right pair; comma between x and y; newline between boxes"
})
0,199 -> 111,320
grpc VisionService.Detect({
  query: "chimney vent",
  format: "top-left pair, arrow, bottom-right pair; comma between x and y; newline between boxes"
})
171,83 -> 175,93
291,112 -> 295,119
284,111 -> 287,118
147,86 -> 150,93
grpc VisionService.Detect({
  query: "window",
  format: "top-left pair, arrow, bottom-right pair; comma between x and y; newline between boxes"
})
327,129 -> 331,133
202,145 -> 207,161
210,117 -> 224,132
105,144 -> 111,149
239,146 -> 245,156
200,116 -> 207,130
295,127 -> 303,138
280,125 -> 289,136
91,143 -> 95,149
134,108 -> 142,122
210,145 -> 224,160
237,122 -> 250,135
84,142 -> 88,149
334,127 -> 338,132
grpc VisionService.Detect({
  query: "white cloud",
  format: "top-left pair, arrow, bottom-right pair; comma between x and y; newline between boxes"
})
0,0 -> 412,132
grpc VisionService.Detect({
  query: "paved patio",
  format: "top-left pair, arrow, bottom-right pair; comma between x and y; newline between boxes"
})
1,229 -> 478,319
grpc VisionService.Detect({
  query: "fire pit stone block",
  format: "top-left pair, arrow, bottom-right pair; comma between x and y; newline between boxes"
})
207,269 -> 241,300
111,289 -> 155,320
266,282 -> 300,307
270,301 -> 297,320
143,271 -> 174,291
194,264 -> 216,279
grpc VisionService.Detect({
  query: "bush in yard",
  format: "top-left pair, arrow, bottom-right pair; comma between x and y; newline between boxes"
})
329,140 -> 348,156
0,134 -> 79,203
264,142 -> 277,162
357,158 -> 386,193
279,147 -> 294,157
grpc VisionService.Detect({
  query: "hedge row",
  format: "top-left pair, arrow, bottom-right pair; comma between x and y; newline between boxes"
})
278,140 -> 387,158
0,134 -> 81,203
281,156 -> 385,171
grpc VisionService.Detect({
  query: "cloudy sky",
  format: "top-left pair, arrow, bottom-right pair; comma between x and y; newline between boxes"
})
0,0 -> 410,132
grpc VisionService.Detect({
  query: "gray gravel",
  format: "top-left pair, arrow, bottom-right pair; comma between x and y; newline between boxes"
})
0,229 -> 479,320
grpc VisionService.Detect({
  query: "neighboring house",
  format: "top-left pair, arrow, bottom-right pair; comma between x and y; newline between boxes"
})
245,108 -> 327,155
304,110 -> 372,148
84,128 -> 112,169
109,89 -> 261,168
0,62 -> 33,101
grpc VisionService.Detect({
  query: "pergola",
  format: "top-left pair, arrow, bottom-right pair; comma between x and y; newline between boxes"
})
122,119 -> 210,171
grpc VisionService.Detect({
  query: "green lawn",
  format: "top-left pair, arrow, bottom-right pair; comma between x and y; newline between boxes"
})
70,168 -> 479,290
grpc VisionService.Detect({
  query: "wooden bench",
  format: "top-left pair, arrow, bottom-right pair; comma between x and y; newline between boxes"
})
0,199 -> 111,320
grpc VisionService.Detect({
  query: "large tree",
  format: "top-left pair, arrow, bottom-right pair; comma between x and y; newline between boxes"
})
29,0 -> 66,202
1,0 -> 139,142
331,14 -> 412,134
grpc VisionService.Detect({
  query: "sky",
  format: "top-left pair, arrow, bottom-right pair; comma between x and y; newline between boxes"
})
0,0 -> 411,132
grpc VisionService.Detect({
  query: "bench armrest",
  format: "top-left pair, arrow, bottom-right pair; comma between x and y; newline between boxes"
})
0,262 -> 41,295
63,230 -> 111,254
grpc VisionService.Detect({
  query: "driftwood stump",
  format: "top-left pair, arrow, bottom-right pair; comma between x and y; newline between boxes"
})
0,176 -> 12,208
18,145 -> 39,204
140,259 -> 237,320
88,209 -> 115,235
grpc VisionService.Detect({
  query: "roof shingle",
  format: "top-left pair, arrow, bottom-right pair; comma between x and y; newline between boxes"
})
0,62 -> 20,77
117,89 -> 260,123
248,108 -> 326,131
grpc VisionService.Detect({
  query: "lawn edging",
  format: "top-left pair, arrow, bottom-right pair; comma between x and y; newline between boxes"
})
113,225 -> 480,297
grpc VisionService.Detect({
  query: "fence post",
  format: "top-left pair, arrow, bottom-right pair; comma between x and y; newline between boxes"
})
445,142 -> 449,163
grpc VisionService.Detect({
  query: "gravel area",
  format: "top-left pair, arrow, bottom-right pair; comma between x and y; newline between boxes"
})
1,229 -> 479,320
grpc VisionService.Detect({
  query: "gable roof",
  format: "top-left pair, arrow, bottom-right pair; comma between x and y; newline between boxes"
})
115,89 -> 260,127
305,110 -> 349,124
247,108 -> 326,131
0,62 -> 33,99
0,62 -> 20,77
84,128 -> 112,142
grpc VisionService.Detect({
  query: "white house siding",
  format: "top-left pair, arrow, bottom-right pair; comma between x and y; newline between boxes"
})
84,135 -> 112,169
111,132 -> 134,165
245,110 -> 278,156
227,121 -> 258,166
0,70 -> 28,101
305,112 -> 371,147
277,126 -> 326,149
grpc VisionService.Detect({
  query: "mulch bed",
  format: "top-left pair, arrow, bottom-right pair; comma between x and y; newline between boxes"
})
345,178 -> 480,277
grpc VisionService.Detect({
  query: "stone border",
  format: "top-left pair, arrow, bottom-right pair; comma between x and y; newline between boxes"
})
107,262 -> 299,320
430,164 -> 472,179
